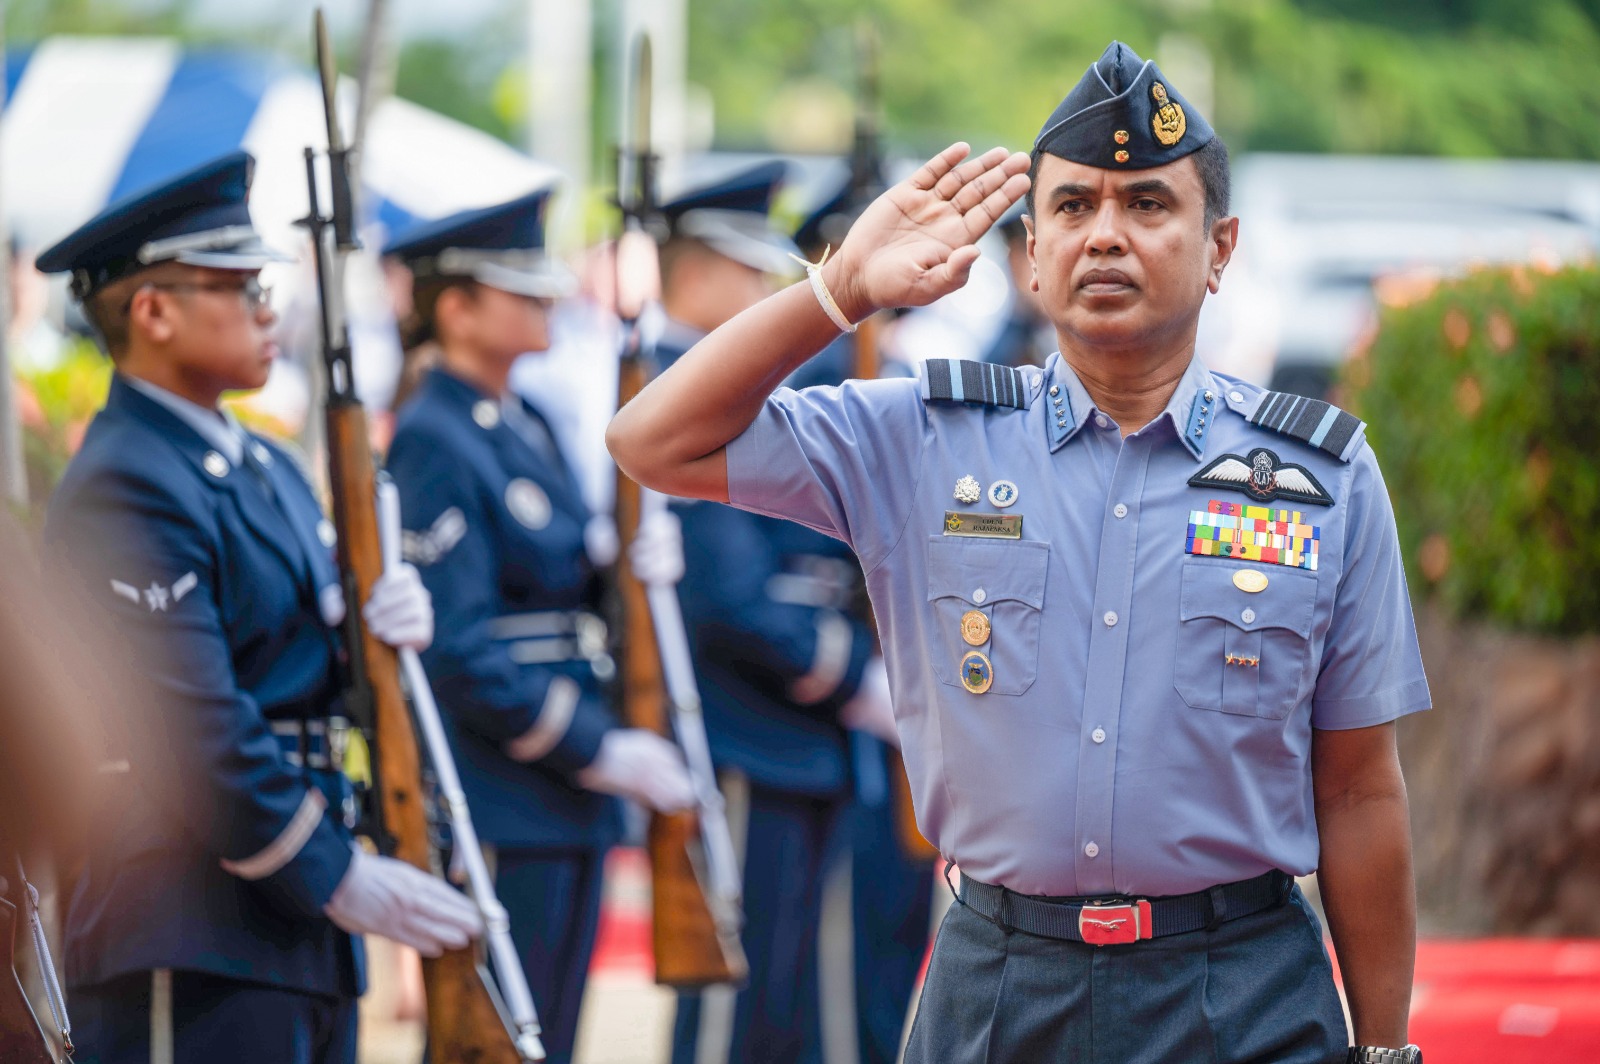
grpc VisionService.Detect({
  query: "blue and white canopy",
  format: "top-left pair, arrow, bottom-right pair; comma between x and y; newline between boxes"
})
2,37 -> 559,253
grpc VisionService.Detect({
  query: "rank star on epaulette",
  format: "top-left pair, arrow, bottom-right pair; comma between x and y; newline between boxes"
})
1188,448 -> 1332,506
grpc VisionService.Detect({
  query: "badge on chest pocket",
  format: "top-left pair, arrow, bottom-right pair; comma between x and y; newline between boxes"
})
926,536 -> 1050,697
506,478 -> 552,531
1173,561 -> 1319,720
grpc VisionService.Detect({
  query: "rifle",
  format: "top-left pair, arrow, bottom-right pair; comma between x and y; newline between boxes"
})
0,854 -> 58,1064
845,23 -> 938,864
302,11 -> 544,1059
612,32 -> 748,989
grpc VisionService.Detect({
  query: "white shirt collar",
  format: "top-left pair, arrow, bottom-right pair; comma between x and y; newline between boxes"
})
123,375 -> 246,466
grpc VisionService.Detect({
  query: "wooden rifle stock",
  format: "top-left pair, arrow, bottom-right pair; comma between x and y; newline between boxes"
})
325,407 -> 519,1062
614,357 -> 748,988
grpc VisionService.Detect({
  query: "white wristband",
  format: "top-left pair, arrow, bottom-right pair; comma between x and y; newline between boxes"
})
790,246 -> 858,334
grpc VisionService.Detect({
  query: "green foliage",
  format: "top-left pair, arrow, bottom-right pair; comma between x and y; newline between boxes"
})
15,340 -> 113,496
1342,263 -> 1600,635
687,0 -> 1600,161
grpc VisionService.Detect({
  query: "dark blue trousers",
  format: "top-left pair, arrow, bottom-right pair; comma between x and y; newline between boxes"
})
672,785 -> 846,1064
905,883 -> 1348,1064
491,847 -> 606,1064
71,969 -> 357,1064
847,794 -> 934,1064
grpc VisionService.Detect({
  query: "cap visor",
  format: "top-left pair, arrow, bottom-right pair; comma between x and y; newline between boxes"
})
474,258 -> 577,299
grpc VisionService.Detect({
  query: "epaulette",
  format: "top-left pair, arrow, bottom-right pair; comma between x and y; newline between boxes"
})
1247,391 -> 1364,462
920,359 -> 1030,410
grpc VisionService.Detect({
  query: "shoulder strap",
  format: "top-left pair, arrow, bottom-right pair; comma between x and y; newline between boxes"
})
921,359 -> 1030,410
1247,391 -> 1364,462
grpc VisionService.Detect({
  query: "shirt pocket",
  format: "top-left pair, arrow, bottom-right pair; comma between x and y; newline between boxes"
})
926,536 -> 1050,697
1174,561 -> 1318,720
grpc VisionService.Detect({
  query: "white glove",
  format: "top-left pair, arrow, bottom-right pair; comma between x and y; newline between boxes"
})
840,657 -> 899,747
324,848 -> 484,957
628,509 -> 685,586
364,563 -> 434,652
577,729 -> 696,813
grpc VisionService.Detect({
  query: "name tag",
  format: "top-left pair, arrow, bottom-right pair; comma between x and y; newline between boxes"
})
943,511 -> 1023,539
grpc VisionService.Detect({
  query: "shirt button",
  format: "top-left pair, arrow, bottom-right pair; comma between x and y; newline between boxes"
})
1084,842 -> 1100,858
1091,727 -> 1106,744
973,588 -> 987,604
1094,414 -> 1111,429
1113,503 -> 1128,519
1103,611 -> 1118,627
1241,607 -> 1257,624
1229,390 -> 1245,404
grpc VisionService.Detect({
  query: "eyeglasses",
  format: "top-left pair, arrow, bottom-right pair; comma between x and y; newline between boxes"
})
129,276 -> 273,313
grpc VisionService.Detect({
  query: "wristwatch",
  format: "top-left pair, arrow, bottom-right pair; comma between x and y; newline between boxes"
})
1348,1047 -> 1422,1064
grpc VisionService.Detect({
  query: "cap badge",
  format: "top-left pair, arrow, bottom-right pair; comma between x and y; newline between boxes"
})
954,474 -> 982,505
1151,82 -> 1186,147
1114,129 -> 1130,144
960,609 -> 991,647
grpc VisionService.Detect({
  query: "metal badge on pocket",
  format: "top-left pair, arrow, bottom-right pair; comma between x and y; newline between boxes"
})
960,609 -> 991,646
943,512 -> 1023,539
960,650 -> 994,694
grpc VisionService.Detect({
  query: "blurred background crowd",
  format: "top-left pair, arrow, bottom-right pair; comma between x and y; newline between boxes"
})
1,1 -> 1598,1062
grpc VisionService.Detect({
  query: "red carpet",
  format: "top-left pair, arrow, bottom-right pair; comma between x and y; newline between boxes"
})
1339,938 -> 1600,1061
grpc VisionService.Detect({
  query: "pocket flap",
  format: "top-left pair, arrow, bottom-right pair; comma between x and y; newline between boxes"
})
1179,561 -> 1317,637
926,536 -> 1050,608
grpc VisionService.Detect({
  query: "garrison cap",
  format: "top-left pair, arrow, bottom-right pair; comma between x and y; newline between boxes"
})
663,160 -> 797,275
382,187 -> 574,299
36,150 -> 288,300
1034,41 -> 1214,170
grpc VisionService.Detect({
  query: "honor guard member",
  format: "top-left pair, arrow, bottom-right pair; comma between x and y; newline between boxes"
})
795,184 -> 936,1064
611,41 -> 1429,1064
381,188 -> 696,1064
654,162 -> 898,1064
40,152 -> 485,1064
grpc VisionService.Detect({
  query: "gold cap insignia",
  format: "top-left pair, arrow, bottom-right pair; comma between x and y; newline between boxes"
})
1114,150 -> 1130,164
1151,82 -> 1186,147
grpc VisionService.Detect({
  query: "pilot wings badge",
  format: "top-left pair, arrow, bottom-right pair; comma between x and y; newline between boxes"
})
1188,448 -> 1333,506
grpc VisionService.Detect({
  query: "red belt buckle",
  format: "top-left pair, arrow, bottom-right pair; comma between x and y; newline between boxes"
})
1078,899 -> 1154,946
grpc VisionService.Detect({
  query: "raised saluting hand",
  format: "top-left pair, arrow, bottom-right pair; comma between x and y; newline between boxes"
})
826,143 -> 1032,320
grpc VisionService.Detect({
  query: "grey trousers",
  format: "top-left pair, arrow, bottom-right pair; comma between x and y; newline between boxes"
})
904,885 -> 1348,1064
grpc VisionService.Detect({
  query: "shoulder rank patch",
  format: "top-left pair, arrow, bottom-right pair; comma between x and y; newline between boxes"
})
1189,448 -> 1332,507
1248,392 -> 1363,461
922,359 -> 1029,410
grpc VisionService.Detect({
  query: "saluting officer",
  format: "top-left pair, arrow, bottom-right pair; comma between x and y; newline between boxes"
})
40,151 -> 484,1064
653,162 -> 898,1064
611,42 -> 1428,1064
381,188 -> 695,1064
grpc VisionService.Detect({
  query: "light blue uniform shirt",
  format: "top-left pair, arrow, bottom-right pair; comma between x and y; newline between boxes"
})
726,352 -> 1430,897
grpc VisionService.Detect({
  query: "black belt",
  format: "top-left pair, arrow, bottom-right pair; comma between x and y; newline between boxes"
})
957,868 -> 1293,946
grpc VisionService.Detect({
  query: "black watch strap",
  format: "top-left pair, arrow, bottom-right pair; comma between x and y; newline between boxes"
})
1348,1047 -> 1421,1064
